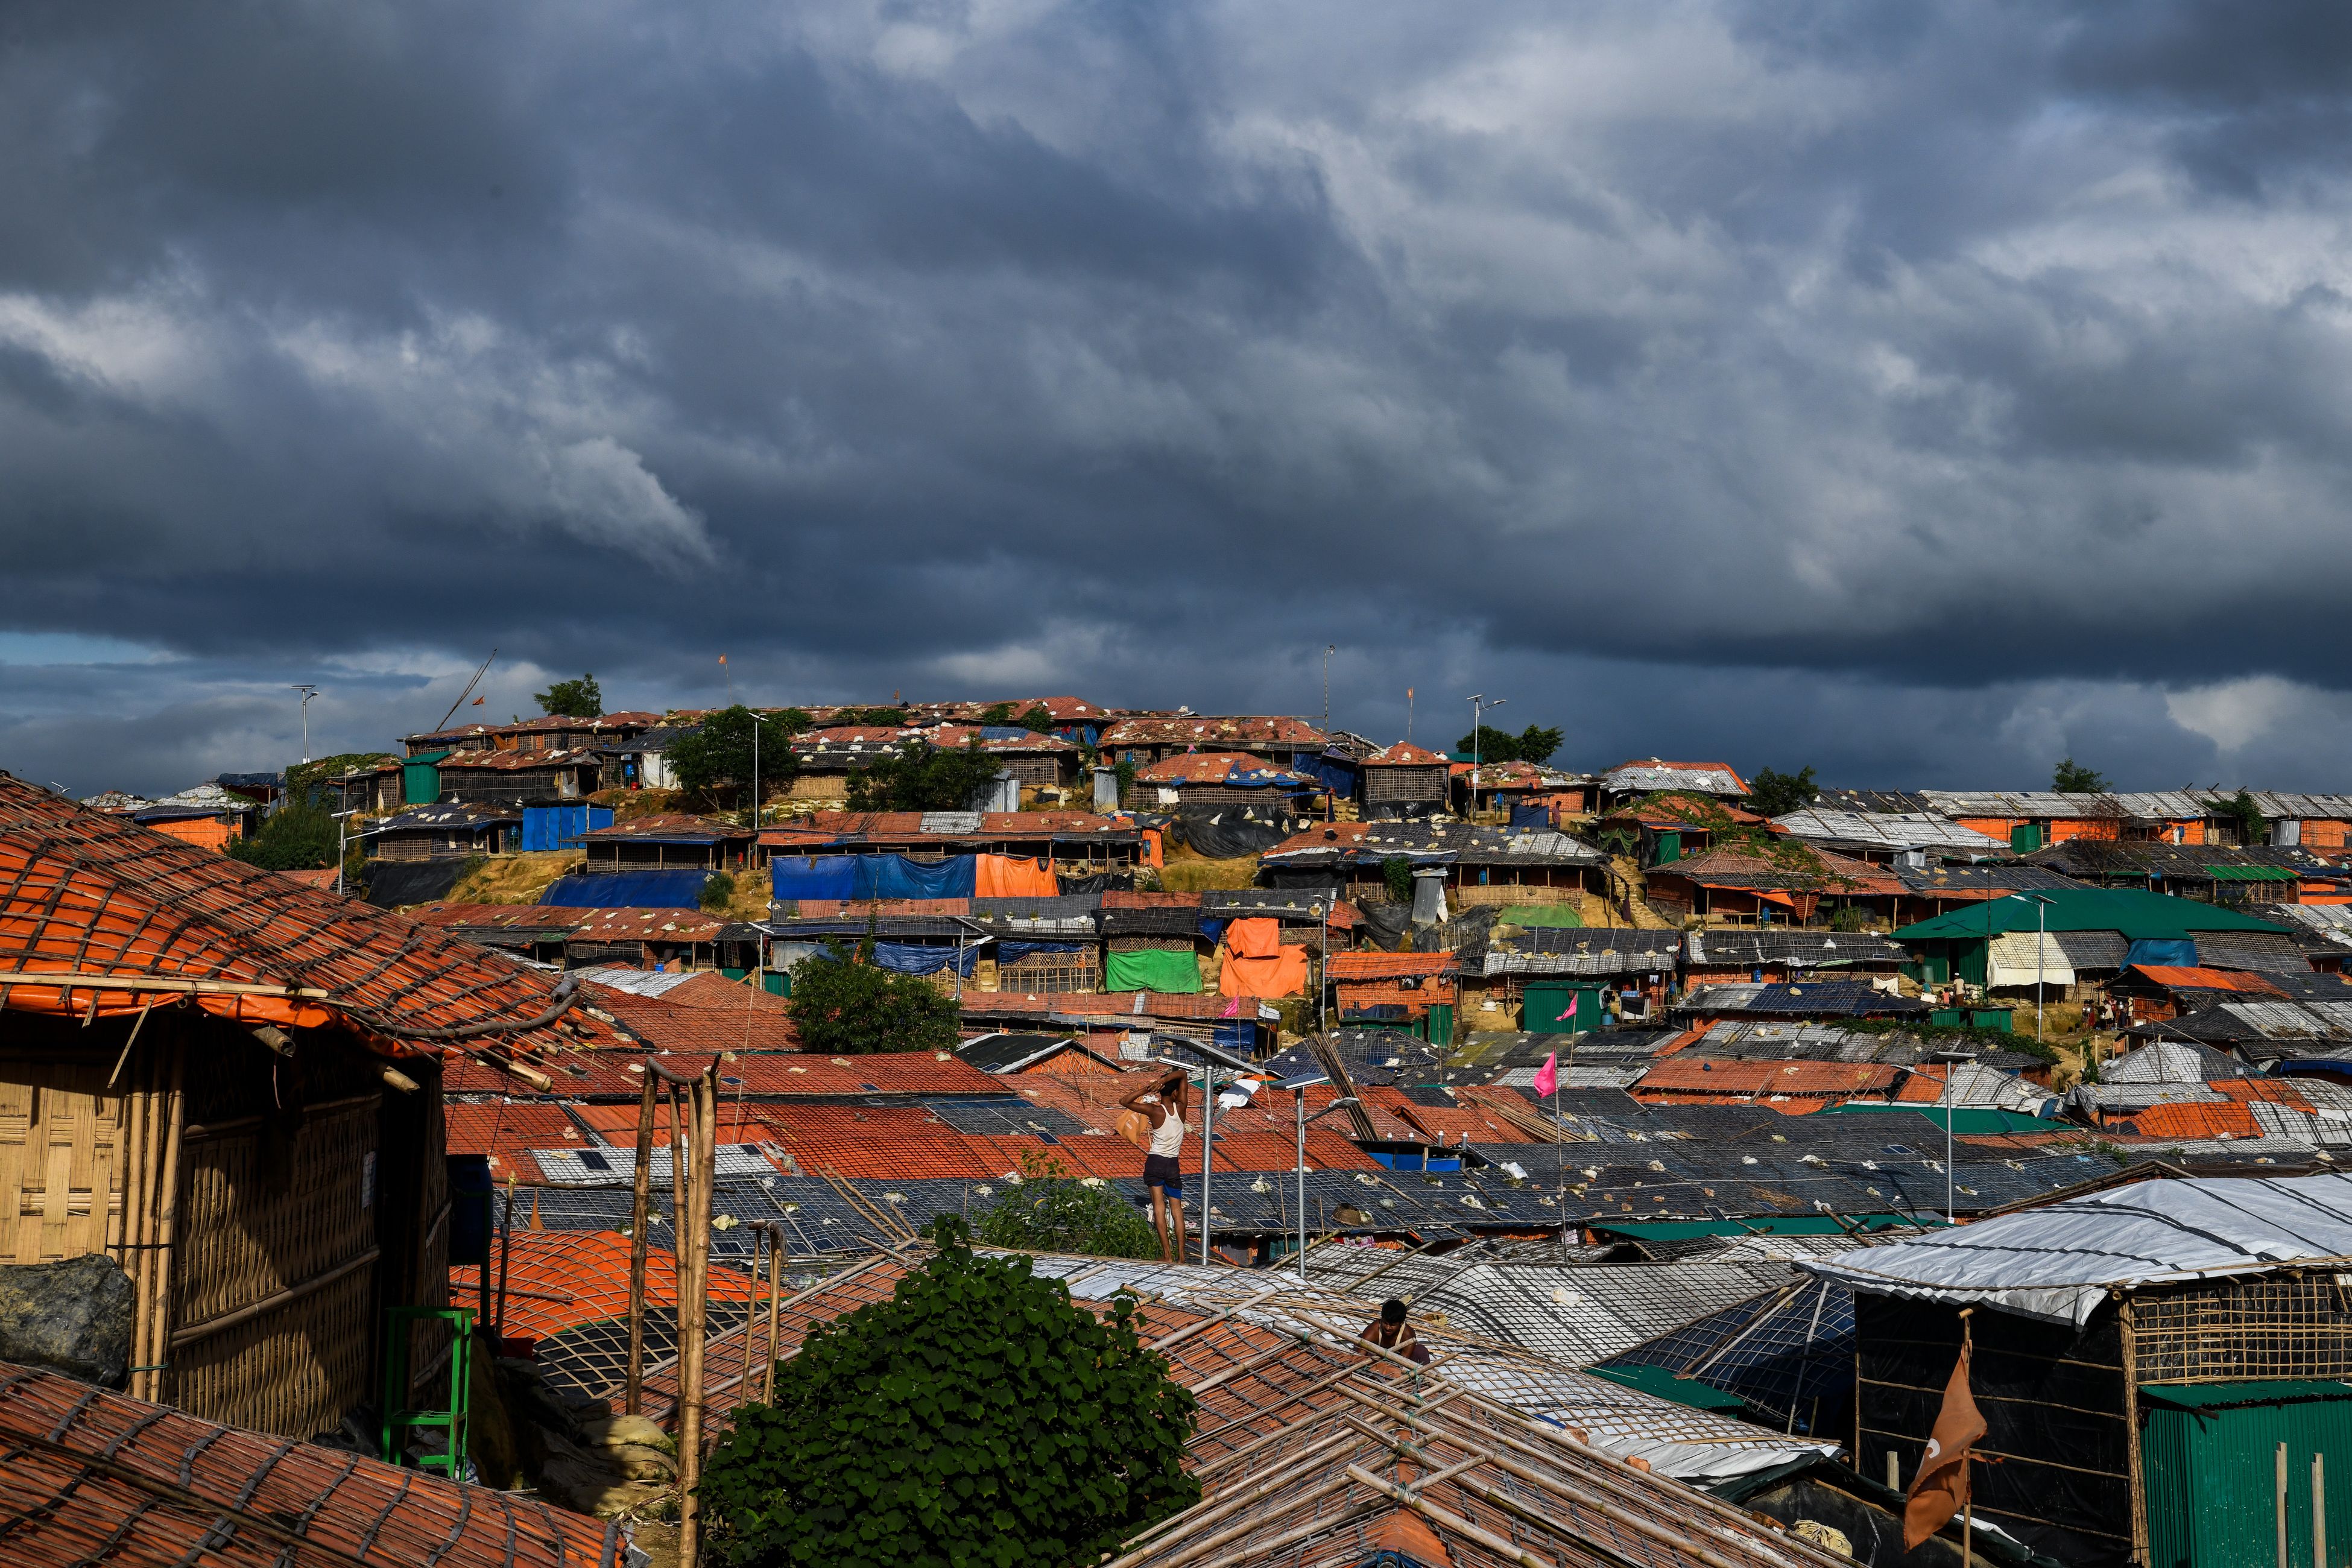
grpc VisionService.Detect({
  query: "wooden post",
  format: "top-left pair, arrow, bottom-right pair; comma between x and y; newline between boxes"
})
2121,1297 -> 2149,1566
146,1041 -> 188,1405
121,1045 -> 154,1399
2315,1452 -> 2327,1568
676,1067 -> 718,1568
495,1174 -> 515,1341
624,1064 -> 657,1415
761,1221 -> 786,1403
2280,1443 -> 2291,1568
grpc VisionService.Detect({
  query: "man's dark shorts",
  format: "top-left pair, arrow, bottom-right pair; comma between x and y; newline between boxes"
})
1142,1154 -> 1185,1198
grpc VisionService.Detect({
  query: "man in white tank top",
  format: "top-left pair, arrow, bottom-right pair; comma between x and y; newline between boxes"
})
1120,1070 -> 1190,1262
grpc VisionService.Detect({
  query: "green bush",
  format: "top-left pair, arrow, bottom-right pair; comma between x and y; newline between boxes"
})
700,1215 -> 1198,1568
975,1152 -> 1161,1259
1382,855 -> 1414,904
846,739 -> 1005,812
533,674 -> 602,718
228,802 -> 341,871
701,870 -> 738,912
786,938 -> 962,1055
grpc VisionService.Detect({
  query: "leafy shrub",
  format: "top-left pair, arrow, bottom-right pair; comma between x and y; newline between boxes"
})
228,803 -> 341,871
785,938 -> 961,1055
700,1216 -> 1198,1568
533,674 -> 602,718
975,1152 -> 1160,1259
700,870 -> 737,912
846,739 -> 1005,812
1381,855 -> 1414,904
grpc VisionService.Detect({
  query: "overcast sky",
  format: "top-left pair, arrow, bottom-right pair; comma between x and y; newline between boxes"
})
6,1 -> 2351,795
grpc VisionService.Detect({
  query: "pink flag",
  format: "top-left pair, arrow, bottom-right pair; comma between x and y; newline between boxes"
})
1532,1051 -> 1558,1097
1560,993 -> 1578,1022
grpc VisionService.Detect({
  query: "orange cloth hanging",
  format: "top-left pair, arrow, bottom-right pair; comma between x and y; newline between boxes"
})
1219,946 -> 1310,998
974,854 -> 1059,897
1223,917 -> 1283,958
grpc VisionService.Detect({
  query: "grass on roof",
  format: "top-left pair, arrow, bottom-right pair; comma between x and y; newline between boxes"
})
447,850 -> 585,905
1493,903 -> 1584,929
1157,855 -> 1261,891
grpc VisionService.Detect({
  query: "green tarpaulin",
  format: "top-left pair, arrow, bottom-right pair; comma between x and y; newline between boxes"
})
1105,949 -> 1202,993
2205,864 -> 2297,882
1585,1364 -> 1748,1412
1893,887 -> 2290,943
1824,1105 -> 2063,1134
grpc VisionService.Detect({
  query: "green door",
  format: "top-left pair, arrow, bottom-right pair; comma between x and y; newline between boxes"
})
1428,1002 -> 1455,1049
2010,823 -> 2043,853
1524,983 -> 1599,1035
1653,830 -> 1683,865
2140,1381 -> 2352,1568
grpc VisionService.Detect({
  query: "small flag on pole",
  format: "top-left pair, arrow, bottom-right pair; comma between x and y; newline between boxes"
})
1904,1335 -> 1987,1549
718,654 -> 727,665
472,696 -> 485,706
1532,1051 -> 1557,1097
1559,993 -> 1578,1023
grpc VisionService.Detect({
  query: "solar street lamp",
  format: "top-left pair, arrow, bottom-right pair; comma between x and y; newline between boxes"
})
1277,1072 -> 1355,1280
1926,1048 -> 1974,1225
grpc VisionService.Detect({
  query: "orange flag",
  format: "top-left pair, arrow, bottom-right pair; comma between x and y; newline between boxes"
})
1904,1338 -> 1987,1549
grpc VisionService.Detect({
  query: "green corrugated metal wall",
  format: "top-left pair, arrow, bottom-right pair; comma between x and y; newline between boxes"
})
1523,982 -> 1599,1035
2140,1381 -> 2352,1568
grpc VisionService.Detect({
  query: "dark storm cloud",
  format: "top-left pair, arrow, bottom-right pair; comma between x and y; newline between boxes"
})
5,0 -> 2352,794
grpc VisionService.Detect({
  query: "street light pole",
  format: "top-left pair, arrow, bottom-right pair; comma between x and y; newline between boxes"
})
1465,695 -> 1505,818
1323,645 -> 1335,734
292,685 -> 319,764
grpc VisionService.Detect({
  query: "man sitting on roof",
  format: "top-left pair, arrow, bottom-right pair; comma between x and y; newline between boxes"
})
1361,1298 -> 1431,1365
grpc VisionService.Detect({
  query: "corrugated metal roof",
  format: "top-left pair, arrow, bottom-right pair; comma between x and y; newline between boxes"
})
1771,808 -> 2010,855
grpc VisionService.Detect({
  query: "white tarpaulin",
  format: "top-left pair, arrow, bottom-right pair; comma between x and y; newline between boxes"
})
1803,1172 -> 2352,1326
1985,930 -> 2075,989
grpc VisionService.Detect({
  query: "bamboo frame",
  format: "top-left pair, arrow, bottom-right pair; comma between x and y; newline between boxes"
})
140,1039 -> 186,1403
624,1066 -> 657,1415
675,1067 -> 717,1568
2122,1296 -> 2148,1566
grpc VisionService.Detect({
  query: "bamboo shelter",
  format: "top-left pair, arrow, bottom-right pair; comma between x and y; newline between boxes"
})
0,770 -> 633,1440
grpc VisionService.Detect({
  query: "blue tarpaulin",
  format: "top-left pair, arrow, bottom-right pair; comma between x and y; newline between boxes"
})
1292,751 -> 1358,797
858,855 -> 976,900
1199,917 -> 1228,946
522,804 -> 613,853
541,870 -> 712,908
994,940 -> 1084,964
771,855 -> 861,900
2125,938 -> 2200,969
1510,803 -> 1552,829
871,941 -> 980,976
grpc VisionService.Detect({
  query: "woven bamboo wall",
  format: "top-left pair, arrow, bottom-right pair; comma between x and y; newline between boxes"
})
171,1266 -> 375,1438
0,1048 -> 128,1264
165,1093 -> 381,1437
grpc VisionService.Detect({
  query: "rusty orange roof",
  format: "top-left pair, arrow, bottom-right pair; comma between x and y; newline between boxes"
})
1099,715 -> 1330,748
1601,792 -> 1764,829
1133,752 -> 1300,785
2126,965 -> 2286,995
1646,841 -> 1900,894
1636,1059 -> 1898,1096
450,1231 -> 762,1343
1362,741 -> 1450,767
2114,1101 -> 2264,1139
1326,950 -> 1460,981
0,773 -> 627,1060
760,810 -> 1134,847
0,1358 -> 619,1565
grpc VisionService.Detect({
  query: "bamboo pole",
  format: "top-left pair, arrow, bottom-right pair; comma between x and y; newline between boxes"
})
146,1040 -> 188,1403
760,1222 -> 785,1403
624,1066 -> 658,1415
676,1067 -> 718,1568
121,1046 -> 154,1398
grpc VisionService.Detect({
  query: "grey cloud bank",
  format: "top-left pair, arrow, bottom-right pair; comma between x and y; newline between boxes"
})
4,0 -> 2351,794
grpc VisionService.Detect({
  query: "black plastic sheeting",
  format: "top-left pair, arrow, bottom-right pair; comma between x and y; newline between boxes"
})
1169,810 -> 1300,859
1600,1278 -> 1854,1435
1055,870 -> 1135,895
362,858 -> 470,908
1856,1294 -> 2131,1568
1355,900 -> 1498,963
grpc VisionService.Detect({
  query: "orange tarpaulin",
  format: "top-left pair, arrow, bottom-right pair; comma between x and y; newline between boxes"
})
975,854 -> 1058,897
1220,947 -> 1310,999
1224,917 -> 1283,959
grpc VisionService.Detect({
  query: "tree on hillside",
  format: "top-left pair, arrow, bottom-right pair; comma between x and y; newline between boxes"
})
2220,788 -> 2268,848
786,938 -> 962,1055
668,707 -> 800,808
700,1215 -> 1198,1568
1455,723 -> 1565,765
846,738 -> 1005,812
533,674 -> 602,718
977,702 -> 1017,725
1019,704 -> 1057,734
1746,765 -> 1819,818
228,802 -> 343,871
2052,758 -> 2108,793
